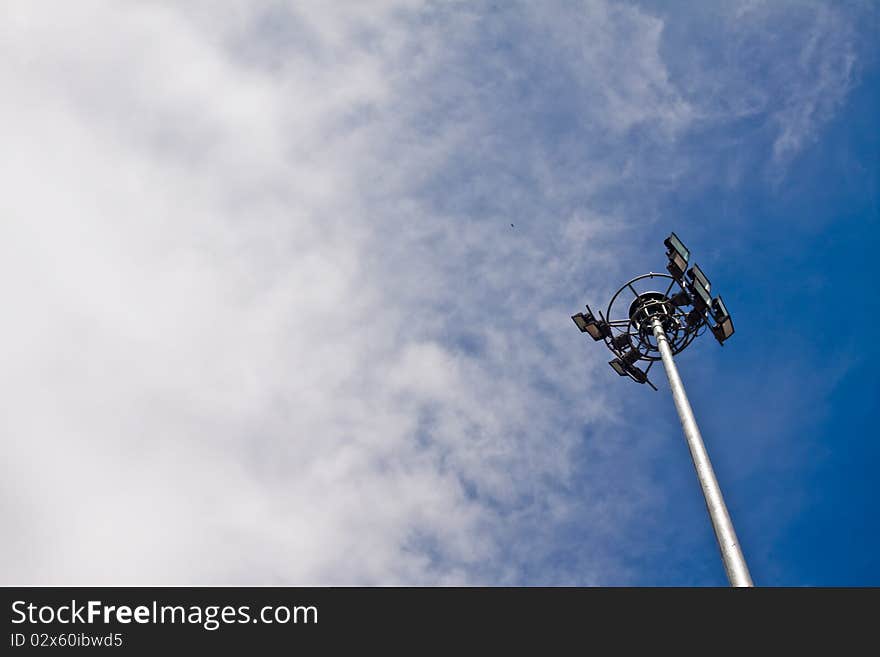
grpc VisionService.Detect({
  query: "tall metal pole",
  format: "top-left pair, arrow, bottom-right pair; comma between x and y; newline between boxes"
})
650,316 -> 753,587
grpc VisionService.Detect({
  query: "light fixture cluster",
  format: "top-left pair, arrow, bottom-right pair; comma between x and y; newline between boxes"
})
573,232 -> 737,390
573,304 -> 653,386
665,232 -> 734,345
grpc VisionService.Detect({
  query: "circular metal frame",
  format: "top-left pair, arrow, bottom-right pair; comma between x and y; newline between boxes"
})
603,272 -> 708,365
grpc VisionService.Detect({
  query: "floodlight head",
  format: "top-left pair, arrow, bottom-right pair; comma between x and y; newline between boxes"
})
609,352 -> 648,384
572,312 -> 591,332
571,306 -> 611,341
710,295 -> 729,321
688,270 -> 713,312
609,358 -> 628,377
664,232 -> 690,279
626,365 -> 648,384
710,296 -> 734,344
687,264 -> 711,293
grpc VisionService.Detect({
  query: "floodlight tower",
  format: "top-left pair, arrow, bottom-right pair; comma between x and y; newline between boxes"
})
572,233 -> 752,587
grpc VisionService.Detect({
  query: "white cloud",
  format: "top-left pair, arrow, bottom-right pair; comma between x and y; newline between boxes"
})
768,4 -> 857,162
0,0 -> 863,584
654,0 -> 860,167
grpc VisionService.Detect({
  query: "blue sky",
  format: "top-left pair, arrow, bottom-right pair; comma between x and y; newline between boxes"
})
1,1 -> 877,585
648,60 -> 880,585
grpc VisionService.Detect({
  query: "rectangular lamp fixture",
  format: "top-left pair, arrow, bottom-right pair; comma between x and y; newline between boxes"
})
710,296 -> 734,343
609,358 -> 628,376
627,365 -> 648,384
610,357 -> 650,386
687,263 -> 711,293
572,306 -> 611,341
689,275 -> 713,312
664,232 -> 690,279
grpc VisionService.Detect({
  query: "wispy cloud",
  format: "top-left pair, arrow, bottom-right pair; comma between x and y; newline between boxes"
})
0,0 -> 867,584
651,1 -> 861,170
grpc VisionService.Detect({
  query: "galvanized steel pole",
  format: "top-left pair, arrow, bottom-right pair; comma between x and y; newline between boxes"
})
650,316 -> 753,587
